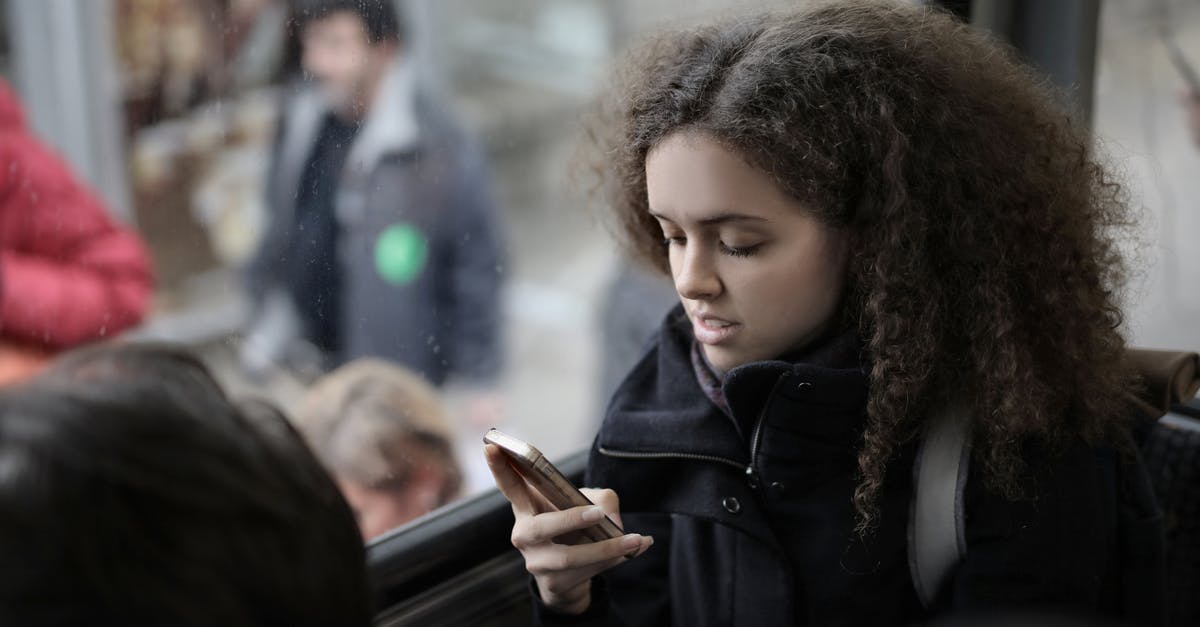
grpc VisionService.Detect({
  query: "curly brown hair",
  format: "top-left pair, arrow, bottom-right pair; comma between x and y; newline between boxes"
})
593,0 -> 1138,529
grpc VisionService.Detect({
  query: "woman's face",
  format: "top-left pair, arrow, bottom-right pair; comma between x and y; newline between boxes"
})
645,132 -> 850,373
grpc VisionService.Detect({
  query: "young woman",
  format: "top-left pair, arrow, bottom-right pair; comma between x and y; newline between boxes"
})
487,2 -> 1152,625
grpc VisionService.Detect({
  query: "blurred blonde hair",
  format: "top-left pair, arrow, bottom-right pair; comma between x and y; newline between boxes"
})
295,359 -> 461,505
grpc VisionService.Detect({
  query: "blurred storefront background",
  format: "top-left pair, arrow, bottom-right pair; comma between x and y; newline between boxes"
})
0,0 -> 1197,499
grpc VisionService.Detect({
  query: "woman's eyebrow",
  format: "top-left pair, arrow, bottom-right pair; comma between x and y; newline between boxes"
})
648,210 -> 768,226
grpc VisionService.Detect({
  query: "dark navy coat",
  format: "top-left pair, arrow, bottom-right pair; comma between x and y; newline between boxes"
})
535,306 -> 1135,626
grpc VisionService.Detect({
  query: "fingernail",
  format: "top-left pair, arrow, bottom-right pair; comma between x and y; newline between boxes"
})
634,535 -> 654,556
581,507 -> 604,522
622,534 -> 643,551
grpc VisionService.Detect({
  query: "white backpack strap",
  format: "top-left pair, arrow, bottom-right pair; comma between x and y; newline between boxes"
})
908,404 -> 971,607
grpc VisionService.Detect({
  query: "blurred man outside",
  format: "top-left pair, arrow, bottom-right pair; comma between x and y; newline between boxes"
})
244,0 -> 505,423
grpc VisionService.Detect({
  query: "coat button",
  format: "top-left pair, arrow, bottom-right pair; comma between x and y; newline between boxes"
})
770,481 -> 787,494
722,496 -> 742,514
796,381 -> 812,392
744,467 -> 760,489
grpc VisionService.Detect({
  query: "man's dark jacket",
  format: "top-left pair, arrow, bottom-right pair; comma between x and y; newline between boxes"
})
247,58 -> 503,386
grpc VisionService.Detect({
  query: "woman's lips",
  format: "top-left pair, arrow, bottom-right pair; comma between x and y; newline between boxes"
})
692,314 -> 740,345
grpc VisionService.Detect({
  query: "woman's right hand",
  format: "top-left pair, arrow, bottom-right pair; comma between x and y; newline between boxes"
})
484,444 -> 654,615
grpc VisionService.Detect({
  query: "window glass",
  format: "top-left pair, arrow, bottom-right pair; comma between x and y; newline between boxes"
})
15,0 -> 1196,544
103,0 -> 790,541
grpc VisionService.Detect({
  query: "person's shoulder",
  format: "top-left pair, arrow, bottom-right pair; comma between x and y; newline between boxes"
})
962,434 -> 1121,548
273,81 -> 324,135
410,89 -> 489,165
972,435 -> 1119,498
412,89 -> 466,139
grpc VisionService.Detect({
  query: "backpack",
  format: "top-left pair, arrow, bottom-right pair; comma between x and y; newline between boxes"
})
909,349 -> 1200,625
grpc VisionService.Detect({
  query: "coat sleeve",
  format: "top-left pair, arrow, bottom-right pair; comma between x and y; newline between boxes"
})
442,144 -> 504,384
532,512 -> 674,627
0,132 -> 154,348
947,440 -> 1128,619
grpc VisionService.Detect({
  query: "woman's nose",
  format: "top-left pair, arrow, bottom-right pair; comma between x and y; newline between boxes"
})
673,246 -> 721,301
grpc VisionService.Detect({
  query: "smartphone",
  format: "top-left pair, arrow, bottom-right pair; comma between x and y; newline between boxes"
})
484,428 -> 626,544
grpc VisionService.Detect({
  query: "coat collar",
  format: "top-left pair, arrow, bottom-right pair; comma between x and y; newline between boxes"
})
598,304 -> 869,459
598,306 -> 748,464
343,55 -> 420,180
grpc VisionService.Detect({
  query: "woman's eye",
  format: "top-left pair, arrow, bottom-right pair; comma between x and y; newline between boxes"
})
720,241 -> 762,257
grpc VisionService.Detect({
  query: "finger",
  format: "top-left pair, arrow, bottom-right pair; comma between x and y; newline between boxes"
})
513,504 -> 620,548
534,554 -> 627,602
525,533 -> 654,576
548,534 -> 655,595
484,444 -> 536,514
580,488 -> 623,529
519,476 -> 557,515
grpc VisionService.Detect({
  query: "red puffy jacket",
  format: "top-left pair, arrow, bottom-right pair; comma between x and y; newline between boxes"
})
0,79 -> 154,371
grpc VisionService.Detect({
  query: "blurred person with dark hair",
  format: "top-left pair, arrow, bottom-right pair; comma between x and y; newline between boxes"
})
0,343 -> 370,626
0,79 -> 154,385
243,0 -> 505,427
296,357 -> 463,540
